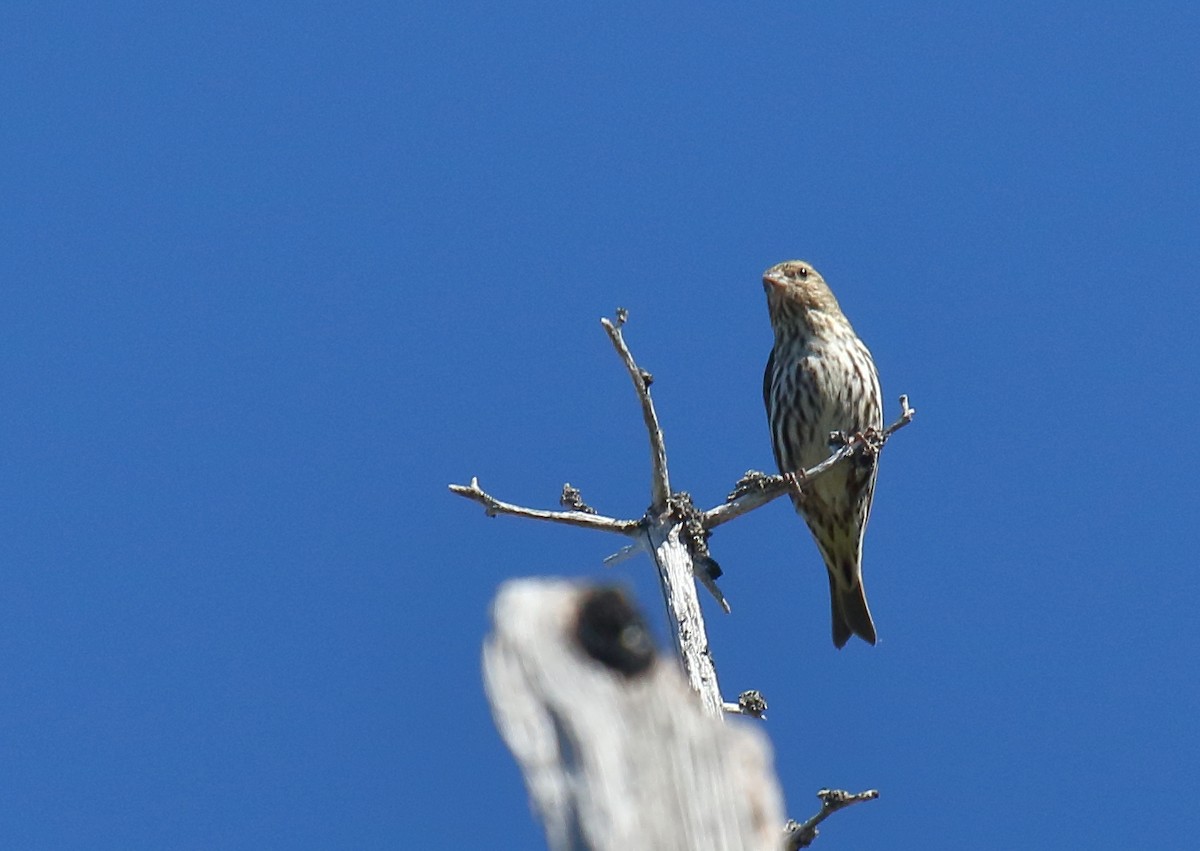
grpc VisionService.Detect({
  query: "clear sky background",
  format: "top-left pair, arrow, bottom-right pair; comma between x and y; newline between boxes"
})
3,2 -> 1198,849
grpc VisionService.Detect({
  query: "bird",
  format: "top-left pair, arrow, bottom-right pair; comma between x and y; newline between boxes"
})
761,260 -> 884,648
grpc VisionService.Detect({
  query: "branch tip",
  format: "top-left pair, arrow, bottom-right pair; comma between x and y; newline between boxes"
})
601,311 -> 671,508
785,788 -> 880,849
602,307 -> 629,330
448,477 -> 641,535
722,690 -> 768,719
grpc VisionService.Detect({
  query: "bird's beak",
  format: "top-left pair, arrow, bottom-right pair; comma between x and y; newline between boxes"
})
763,272 -> 787,291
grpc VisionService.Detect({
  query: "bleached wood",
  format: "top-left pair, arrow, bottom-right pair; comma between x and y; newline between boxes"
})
784,789 -> 880,849
449,477 -> 643,535
483,579 -> 786,851
601,313 -> 671,511
644,521 -> 723,717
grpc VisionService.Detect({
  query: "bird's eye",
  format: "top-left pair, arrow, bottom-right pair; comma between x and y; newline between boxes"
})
796,267 -> 808,279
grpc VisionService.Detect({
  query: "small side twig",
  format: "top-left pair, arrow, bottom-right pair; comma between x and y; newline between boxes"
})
722,689 -> 768,719
602,544 -> 642,567
449,478 -> 642,535
784,788 -> 880,850
601,310 -> 671,512
885,393 -> 917,438
560,483 -> 597,514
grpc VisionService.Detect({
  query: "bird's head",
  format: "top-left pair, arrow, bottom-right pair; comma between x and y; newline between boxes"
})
762,260 -> 843,327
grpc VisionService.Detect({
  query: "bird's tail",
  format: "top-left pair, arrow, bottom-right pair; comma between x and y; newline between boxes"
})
829,572 -> 877,648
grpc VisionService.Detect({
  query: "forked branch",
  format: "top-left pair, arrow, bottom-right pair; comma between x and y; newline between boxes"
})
450,311 -> 727,717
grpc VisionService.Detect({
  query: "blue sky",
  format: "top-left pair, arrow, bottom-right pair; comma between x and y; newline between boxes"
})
3,2 -> 1198,848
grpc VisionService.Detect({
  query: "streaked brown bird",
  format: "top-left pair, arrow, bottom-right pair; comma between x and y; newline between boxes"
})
762,260 -> 883,648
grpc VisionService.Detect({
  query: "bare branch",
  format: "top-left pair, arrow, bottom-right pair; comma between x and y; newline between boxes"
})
703,395 -> 916,530
601,312 -> 671,512
784,789 -> 880,850
449,477 -> 642,535
703,447 -> 853,530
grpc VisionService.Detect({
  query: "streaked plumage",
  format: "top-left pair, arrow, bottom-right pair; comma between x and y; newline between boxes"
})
762,260 -> 883,648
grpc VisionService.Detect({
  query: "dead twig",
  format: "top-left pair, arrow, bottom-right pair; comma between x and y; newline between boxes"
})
449,477 -> 642,535
784,788 -> 880,849
601,310 -> 671,512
